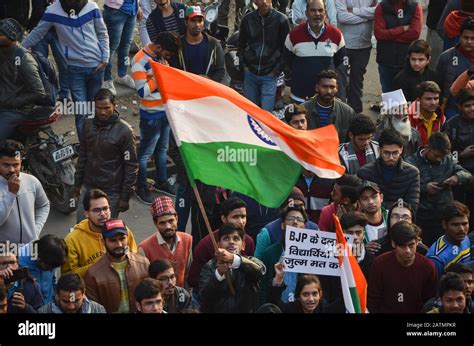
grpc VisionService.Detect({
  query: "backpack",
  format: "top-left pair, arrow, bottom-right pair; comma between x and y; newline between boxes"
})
15,47 -> 59,107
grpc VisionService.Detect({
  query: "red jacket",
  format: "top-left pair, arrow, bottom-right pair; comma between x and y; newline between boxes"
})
408,102 -> 446,146
374,0 -> 423,44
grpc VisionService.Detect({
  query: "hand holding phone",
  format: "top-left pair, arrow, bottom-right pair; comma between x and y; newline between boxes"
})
4,268 -> 29,285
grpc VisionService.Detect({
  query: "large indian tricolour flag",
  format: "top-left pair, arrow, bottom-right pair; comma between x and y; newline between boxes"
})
333,214 -> 368,313
152,62 -> 345,208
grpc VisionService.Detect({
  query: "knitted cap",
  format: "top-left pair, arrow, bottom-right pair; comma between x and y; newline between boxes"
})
0,18 -> 23,42
150,196 -> 176,218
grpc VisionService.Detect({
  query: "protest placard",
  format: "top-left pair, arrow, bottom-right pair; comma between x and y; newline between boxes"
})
283,226 -> 353,277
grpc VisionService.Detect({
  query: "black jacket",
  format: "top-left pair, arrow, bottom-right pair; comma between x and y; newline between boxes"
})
75,113 -> 138,201
393,64 -> 439,102
406,147 -> 471,215
174,32 -> 227,83
427,0 -> 447,30
238,9 -> 290,76
146,2 -> 186,41
444,114 -> 474,174
437,0 -> 461,39
357,157 -> 420,211
199,256 -> 266,313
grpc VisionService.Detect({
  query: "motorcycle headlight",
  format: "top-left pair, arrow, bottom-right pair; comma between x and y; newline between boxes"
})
205,7 -> 217,24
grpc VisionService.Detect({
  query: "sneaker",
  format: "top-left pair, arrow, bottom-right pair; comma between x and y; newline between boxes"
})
136,188 -> 153,205
102,80 -> 117,95
115,74 -> 136,89
154,181 -> 177,196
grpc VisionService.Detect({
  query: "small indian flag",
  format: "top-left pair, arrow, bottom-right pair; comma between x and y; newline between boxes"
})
152,62 -> 345,208
333,214 -> 368,313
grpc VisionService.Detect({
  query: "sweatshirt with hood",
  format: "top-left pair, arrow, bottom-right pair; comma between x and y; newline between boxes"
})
61,219 -> 138,277
21,0 -> 110,68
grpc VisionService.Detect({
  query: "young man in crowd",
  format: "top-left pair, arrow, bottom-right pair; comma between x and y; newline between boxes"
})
318,174 -> 361,232
393,40 -> 438,102
407,133 -> 471,246
339,115 -> 379,175
374,0 -> 423,93
134,278 -> 165,314
408,81 -> 445,146
84,219 -> 149,313
238,0 -> 289,111
148,259 -> 192,313
358,129 -> 420,211
74,89 -> 138,220
427,201 -> 471,275
427,272 -> 469,314
0,140 -> 49,243
199,223 -> 266,313
138,196 -> 192,288
357,181 -> 388,255
187,197 -> 254,292
368,222 -> 438,313
303,70 -> 356,143
132,31 -> 181,204
37,272 -> 106,313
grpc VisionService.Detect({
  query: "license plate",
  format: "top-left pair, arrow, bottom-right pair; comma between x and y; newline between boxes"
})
52,145 -> 74,162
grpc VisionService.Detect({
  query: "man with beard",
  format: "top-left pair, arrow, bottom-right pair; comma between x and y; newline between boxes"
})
0,18 -> 46,140
138,196 -> 192,288
84,219 -> 149,313
172,6 -> 226,83
376,89 -> 422,158
37,272 -> 105,313
199,223 -> 265,313
74,89 -> 138,221
21,0 -> 110,140
407,132 -> 471,246
358,129 -> 420,212
427,201 -> 472,275
0,140 -> 49,244
148,259 -> 193,313
357,181 -> 388,256
62,189 -> 138,277
303,70 -> 356,143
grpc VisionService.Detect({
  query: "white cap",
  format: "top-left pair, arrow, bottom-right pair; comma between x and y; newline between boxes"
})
380,89 -> 408,115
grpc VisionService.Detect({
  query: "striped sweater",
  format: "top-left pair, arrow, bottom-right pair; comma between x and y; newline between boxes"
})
131,44 -> 166,119
285,22 -> 346,102
21,1 -> 109,68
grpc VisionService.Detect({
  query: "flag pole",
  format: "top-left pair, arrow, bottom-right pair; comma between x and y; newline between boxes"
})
191,184 -> 235,296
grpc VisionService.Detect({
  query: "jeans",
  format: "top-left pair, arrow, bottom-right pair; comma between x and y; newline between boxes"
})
0,111 -> 28,140
138,116 -> 170,189
176,181 -> 192,231
32,29 -> 70,99
243,70 -> 277,111
76,187 -> 121,223
68,65 -> 104,140
103,7 -> 136,81
378,64 -> 403,93
346,47 -> 371,114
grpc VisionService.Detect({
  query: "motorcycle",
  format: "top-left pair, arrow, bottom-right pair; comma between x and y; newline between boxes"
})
13,106 -> 79,214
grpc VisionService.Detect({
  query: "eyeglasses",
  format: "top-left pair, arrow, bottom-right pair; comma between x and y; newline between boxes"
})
285,216 -> 305,223
381,150 -> 401,159
90,206 -> 110,214
390,213 -> 411,222
157,274 -> 176,283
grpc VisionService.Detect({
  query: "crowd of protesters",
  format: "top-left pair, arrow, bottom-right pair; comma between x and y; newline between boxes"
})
0,0 -> 474,314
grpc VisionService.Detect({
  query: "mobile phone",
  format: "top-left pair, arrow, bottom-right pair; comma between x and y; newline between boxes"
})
437,181 -> 449,189
4,267 -> 29,285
